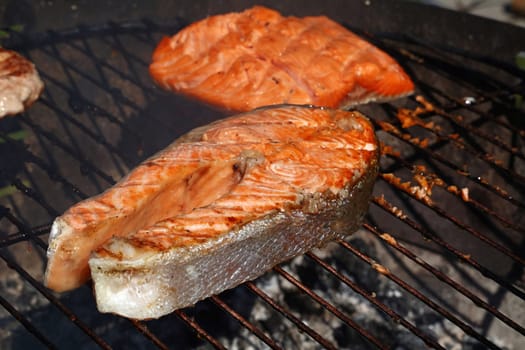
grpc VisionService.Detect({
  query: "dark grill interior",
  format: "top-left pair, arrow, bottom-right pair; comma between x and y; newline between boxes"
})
0,17 -> 524,349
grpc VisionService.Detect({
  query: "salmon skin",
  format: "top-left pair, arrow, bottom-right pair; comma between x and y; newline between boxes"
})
149,6 -> 414,112
44,105 -> 378,318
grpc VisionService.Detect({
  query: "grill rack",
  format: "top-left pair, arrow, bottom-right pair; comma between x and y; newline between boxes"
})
0,19 -> 524,349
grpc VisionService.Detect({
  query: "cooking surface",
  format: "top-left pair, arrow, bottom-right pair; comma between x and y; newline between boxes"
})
1,1 -> 524,349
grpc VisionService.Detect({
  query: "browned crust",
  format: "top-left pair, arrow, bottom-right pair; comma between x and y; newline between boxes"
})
0,48 -> 34,77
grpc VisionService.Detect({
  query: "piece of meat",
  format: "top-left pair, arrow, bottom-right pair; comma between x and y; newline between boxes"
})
149,6 -> 414,112
45,105 -> 379,319
0,48 -> 44,118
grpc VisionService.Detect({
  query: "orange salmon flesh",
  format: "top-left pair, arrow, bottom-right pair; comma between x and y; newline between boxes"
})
149,6 -> 414,112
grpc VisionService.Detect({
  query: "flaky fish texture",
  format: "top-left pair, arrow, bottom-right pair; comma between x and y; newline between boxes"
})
149,6 -> 414,112
0,48 -> 44,118
45,105 -> 379,319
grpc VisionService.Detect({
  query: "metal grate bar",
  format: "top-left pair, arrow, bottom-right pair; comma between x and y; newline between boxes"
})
38,65 -> 177,140
210,295 -> 283,350
69,28 -> 159,94
305,251 -> 446,349
423,96 -> 525,160
381,151 -> 525,233
0,294 -> 57,349
244,281 -> 338,350
79,31 -> 152,84
128,320 -> 170,350
403,109 -> 525,187
340,240 -> 503,350
377,119 -> 525,209
71,28 -> 181,134
3,210 -> 48,250
377,113 -> 525,194
32,41 -> 131,180
406,81 -> 525,145
37,69 -> 144,140
0,130 -> 87,200
380,172 -> 525,266
18,116 -> 116,185
363,222 -> 525,336
0,224 -> 50,249
9,177 -> 59,217
38,98 -> 135,165
371,196 -> 525,300
392,96 -> 525,175
391,38 -> 525,151
273,265 -> 389,350
31,37 -> 179,135
446,99 -> 525,140
376,33 -> 525,163
0,250 -> 111,349
39,42 -> 144,113
174,310 -> 226,350
399,93 -> 523,161
0,173 -> 55,220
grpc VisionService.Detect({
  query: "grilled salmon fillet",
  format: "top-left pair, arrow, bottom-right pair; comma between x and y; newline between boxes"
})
0,48 -> 44,118
45,105 -> 378,319
149,6 -> 414,112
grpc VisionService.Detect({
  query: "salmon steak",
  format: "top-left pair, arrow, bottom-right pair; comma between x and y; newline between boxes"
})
149,6 -> 414,112
0,48 -> 44,118
45,105 -> 379,319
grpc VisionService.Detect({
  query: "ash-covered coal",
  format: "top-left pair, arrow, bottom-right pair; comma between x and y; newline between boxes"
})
213,235 -> 514,350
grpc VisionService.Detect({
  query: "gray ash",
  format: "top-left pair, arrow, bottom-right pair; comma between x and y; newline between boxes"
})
209,235 -> 515,349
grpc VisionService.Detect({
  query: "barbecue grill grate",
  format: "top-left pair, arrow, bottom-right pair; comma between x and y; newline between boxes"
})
0,18 -> 524,349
